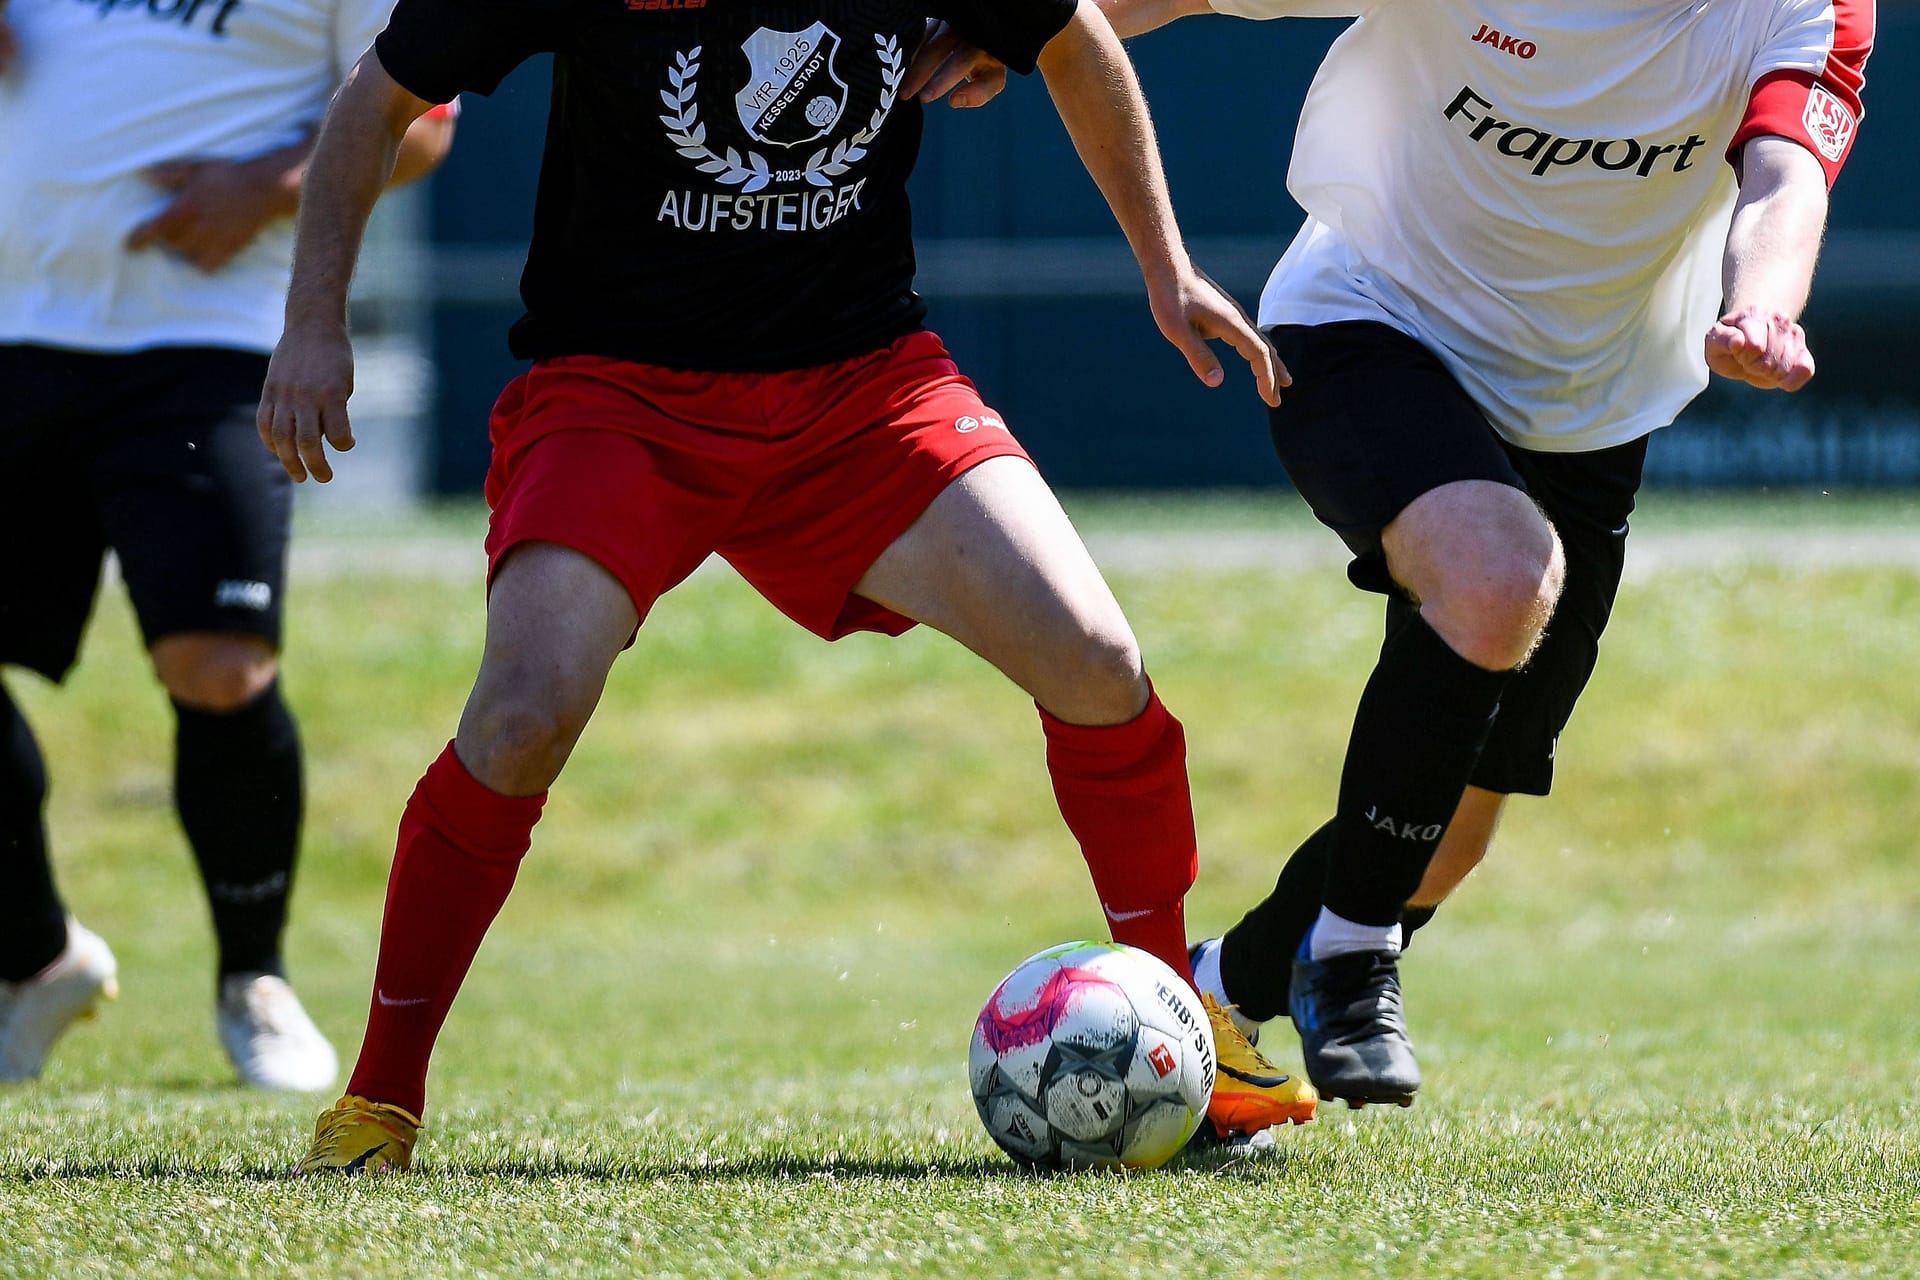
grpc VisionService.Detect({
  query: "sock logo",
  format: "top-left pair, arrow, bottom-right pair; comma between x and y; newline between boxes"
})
208,872 -> 288,904
1101,903 -> 1155,923
375,989 -> 429,1008
215,579 -> 272,611
1364,806 -> 1443,843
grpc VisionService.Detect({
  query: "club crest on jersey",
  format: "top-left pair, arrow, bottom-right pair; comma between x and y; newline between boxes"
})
736,24 -> 849,149
1802,85 -> 1855,163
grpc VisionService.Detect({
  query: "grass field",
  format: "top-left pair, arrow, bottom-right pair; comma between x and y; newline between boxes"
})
3,493 -> 1918,1278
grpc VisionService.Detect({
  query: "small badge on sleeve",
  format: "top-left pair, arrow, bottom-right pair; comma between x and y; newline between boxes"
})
1803,85 -> 1856,163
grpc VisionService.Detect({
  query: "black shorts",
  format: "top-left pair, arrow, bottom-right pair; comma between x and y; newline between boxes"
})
0,345 -> 290,682
1266,321 -> 1648,797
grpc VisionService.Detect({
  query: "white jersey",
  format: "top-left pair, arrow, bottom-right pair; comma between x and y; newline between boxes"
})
0,0 -> 395,354
1208,0 -> 1873,452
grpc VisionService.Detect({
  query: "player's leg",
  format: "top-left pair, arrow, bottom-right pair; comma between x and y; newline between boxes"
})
0,346 -> 121,1082
1397,435 -> 1648,914
852,454 -> 1190,953
98,348 -> 333,1091
851,456 -> 1316,1132
1188,323 -> 1551,1106
1357,436 -> 1646,938
1312,474 -> 1561,917
724,335 -> 1192,969
303,376 -> 738,1171
720,333 -> 1313,1132
1287,479 -> 1555,1105
327,541 -> 638,1127
1211,425 -> 1647,1103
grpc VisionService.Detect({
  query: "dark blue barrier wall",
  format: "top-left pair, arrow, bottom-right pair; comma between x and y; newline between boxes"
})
423,14 -> 1920,492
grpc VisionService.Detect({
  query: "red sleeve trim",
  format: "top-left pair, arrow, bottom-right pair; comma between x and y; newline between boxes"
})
1728,0 -> 1875,187
423,99 -> 461,121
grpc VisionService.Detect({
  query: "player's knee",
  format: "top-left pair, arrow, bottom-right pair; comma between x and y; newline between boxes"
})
1041,625 -> 1147,726
468,698 -> 583,770
1426,537 -> 1562,670
460,681 -> 592,792
152,635 -> 280,712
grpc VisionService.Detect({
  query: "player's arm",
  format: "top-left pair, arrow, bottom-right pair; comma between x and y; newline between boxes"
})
1706,136 -> 1829,392
258,51 -> 435,483
126,112 -> 453,275
1036,0 -> 1283,404
1708,0 -> 1870,393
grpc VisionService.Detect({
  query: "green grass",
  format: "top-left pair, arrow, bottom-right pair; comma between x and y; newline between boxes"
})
4,494 -> 1919,1277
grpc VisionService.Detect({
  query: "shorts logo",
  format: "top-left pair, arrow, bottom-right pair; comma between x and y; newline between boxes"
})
214,579 -> 272,611
1803,85 -> 1855,163
736,24 -> 849,149
954,413 -> 1006,434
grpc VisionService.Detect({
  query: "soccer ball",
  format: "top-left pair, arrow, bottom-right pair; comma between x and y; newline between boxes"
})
969,941 -> 1215,1171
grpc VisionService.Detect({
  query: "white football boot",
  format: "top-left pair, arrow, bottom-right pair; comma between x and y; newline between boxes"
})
217,973 -> 338,1093
0,918 -> 119,1083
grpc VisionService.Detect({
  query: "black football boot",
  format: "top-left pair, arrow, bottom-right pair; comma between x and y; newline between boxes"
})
1288,949 -> 1420,1107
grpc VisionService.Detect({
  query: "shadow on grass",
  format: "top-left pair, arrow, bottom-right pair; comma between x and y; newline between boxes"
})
2,1146 -> 1292,1185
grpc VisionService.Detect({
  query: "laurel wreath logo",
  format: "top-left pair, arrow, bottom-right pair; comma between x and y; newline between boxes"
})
658,34 -> 903,194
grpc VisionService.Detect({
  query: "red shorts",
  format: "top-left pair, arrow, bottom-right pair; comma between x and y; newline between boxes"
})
482,330 -> 1032,639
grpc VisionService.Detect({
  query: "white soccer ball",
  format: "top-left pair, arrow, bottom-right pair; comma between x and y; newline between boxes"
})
969,941 -> 1215,1171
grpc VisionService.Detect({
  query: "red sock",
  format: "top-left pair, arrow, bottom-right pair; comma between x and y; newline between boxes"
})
344,743 -> 545,1117
1039,685 -> 1197,985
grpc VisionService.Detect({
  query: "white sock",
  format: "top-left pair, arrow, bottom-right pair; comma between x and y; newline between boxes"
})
1190,937 -> 1228,1003
1306,907 -> 1402,960
1189,937 -> 1267,1040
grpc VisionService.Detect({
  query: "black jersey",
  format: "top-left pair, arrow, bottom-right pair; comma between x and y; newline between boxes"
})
375,0 -> 1076,371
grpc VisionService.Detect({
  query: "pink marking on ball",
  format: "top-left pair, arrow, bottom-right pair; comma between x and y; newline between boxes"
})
978,967 -> 1117,1053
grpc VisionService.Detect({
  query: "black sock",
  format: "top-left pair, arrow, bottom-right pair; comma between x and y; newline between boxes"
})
1217,820 -> 1333,1022
174,680 -> 303,979
0,683 -> 69,982
1323,614 -> 1508,926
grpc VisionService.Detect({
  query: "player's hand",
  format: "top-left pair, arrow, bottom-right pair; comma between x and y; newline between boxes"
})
127,155 -> 297,273
1705,306 -> 1815,392
906,20 -> 1008,108
1147,263 -> 1287,407
258,322 -> 356,483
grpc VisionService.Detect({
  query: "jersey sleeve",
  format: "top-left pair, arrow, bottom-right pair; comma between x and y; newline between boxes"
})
1206,0 -> 1372,20
1729,0 -> 1874,186
373,0 -> 561,103
332,0 -> 398,78
928,0 -> 1079,76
